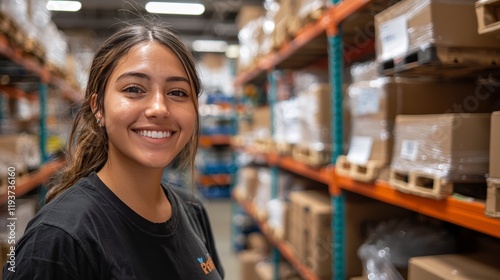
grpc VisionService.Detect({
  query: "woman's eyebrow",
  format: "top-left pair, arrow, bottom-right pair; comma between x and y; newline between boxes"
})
166,76 -> 190,84
116,71 -> 150,81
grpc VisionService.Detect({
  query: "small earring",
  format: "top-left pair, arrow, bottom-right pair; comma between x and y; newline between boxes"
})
96,119 -> 101,125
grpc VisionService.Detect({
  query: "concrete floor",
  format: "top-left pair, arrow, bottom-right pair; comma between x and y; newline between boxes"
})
204,199 -> 241,280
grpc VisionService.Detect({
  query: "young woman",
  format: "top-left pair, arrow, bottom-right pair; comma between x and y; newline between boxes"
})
3,22 -> 224,279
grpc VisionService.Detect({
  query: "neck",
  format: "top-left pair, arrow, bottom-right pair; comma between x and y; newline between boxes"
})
97,159 -> 171,223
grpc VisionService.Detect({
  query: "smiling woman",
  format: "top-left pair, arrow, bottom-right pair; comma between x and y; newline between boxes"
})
2,21 -> 225,280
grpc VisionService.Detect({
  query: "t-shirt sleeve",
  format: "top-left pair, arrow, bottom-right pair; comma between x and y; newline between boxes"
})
2,223 -> 96,280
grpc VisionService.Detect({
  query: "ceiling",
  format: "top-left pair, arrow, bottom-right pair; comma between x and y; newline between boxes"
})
51,0 -> 264,51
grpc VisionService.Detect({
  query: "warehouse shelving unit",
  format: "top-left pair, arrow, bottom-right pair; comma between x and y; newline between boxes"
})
0,30 -> 79,205
232,0 -> 500,279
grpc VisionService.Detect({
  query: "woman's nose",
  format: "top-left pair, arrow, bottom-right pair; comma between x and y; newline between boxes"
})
144,91 -> 171,119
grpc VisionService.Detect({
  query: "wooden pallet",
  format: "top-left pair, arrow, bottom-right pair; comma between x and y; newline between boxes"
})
335,155 -> 385,183
276,141 -> 294,156
380,45 -> 500,78
486,177 -> 500,218
476,0 -> 500,36
292,144 -> 330,167
389,169 -> 454,200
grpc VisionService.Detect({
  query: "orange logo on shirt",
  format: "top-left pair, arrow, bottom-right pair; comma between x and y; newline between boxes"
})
198,255 -> 216,275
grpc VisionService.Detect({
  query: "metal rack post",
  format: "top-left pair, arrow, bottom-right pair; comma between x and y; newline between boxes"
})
328,0 -> 346,278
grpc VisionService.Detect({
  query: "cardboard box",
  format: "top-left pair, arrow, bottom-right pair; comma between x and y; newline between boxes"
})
236,6 -> 265,30
288,190 -> 331,279
391,113 -> 491,182
346,79 -> 496,167
375,0 -> 500,61
238,250 -> 266,280
408,254 -> 500,280
490,111 -> 500,178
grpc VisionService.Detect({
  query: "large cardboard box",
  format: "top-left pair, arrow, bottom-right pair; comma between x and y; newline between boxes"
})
238,250 -> 266,280
288,190 -> 331,279
408,254 -> 500,280
490,111 -> 500,178
346,79 -> 496,167
375,0 -> 500,61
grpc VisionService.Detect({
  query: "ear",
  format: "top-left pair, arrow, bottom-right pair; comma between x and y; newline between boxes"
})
90,93 -> 103,125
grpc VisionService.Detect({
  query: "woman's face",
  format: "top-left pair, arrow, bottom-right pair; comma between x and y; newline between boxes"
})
99,41 -> 196,170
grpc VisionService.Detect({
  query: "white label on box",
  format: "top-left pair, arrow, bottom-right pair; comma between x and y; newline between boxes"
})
352,87 -> 380,116
400,140 -> 419,161
379,15 -> 409,61
347,136 -> 373,165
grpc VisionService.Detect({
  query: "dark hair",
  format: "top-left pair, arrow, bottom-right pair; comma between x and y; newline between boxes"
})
47,21 -> 201,202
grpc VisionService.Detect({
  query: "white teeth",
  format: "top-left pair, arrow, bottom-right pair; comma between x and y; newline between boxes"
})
137,130 -> 172,139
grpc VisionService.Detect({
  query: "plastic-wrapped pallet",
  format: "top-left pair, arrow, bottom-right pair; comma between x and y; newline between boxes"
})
390,113 -> 491,199
375,0 -> 500,62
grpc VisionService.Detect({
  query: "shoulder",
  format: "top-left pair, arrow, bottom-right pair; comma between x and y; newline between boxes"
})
27,175 -> 107,234
167,185 -> 203,209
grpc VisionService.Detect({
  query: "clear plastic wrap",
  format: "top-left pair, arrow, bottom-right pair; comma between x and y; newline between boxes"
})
358,219 -> 457,280
297,0 -> 331,19
391,114 -> 490,181
298,83 -> 331,147
349,60 -> 380,84
273,98 -> 302,144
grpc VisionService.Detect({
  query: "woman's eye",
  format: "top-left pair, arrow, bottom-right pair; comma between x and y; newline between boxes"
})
123,86 -> 144,94
168,90 -> 187,97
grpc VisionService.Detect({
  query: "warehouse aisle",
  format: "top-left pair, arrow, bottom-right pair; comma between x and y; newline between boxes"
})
204,199 -> 240,280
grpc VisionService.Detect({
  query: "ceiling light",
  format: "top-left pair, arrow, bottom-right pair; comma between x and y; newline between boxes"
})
46,1 -> 82,12
145,2 -> 205,15
192,40 -> 228,53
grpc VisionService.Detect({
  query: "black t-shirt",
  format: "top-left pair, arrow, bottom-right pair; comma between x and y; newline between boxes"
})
2,172 -> 224,279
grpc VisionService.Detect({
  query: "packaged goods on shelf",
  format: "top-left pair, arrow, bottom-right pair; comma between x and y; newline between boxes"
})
359,219 -> 457,280
390,113 -> 491,199
0,134 -> 41,172
272,0 -> 295,49
266,199 -> 288,240
288,190 -> 331,279
238,250 -> 267,280
338,76 -> 498,183
237,167 -> 259,200
408,253 -> 500,280
486,111 -> 500,217
375,0 -> 500,62
486,178 -> 500,218
255,260 -> 301,280
489,111 -> 500,178
236,6 -> 266,31
375,0 -> 500,78
238,17 -> 265,72
273,98 -> 302,148
296,0 -> 331,21
195,148 -> 235,174
475,0 -> 500,35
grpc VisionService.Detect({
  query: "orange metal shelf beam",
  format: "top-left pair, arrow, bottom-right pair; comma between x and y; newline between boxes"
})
0,158 -> 65,205
197,174 -> 232,186
335,175 -> 500,238
199,135 -> 232,148
233,191 -> 320,280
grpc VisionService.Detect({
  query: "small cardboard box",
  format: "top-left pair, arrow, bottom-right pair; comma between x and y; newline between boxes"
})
375,0 -> 500,61
490,111 -> 500,178
408,254 -> 500,280
392,113 -> 491,182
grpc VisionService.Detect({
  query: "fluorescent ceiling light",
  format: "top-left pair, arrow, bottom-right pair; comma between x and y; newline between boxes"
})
47,1 -> 82,12
192,40 -> 228,53
145,2 -> 205,15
